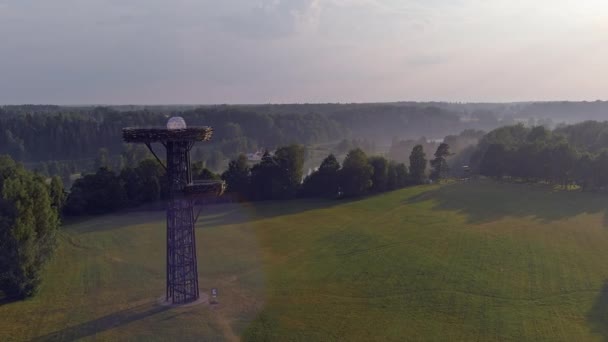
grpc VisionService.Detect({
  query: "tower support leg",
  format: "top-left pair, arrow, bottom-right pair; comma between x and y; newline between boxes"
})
166,198 -> 199,304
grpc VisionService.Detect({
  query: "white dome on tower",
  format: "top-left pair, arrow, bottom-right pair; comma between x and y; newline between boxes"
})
167,116 -> 187,130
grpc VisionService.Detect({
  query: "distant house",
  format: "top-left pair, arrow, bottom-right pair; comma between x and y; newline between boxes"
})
246,150 -> 274,163
246,151 -> 263,162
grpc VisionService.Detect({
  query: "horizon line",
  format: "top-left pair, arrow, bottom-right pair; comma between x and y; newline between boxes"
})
2,99 -> 607,107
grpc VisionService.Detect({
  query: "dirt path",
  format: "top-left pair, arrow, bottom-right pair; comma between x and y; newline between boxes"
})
213,308 -> 239,342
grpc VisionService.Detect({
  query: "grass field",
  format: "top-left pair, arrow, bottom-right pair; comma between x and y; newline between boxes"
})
3,181 -> 608,340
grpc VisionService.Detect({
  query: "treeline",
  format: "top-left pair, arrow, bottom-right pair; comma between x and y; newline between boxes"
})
0,156 -> 62,299
0,106 -> 343,166
63,143 -> 452,216
6,101 -> 608,176
63,159 -> 219,215
389,129 -> 484,176
471,121 -> 608,191
222,146 -> 414,200
0,104 -> 501,178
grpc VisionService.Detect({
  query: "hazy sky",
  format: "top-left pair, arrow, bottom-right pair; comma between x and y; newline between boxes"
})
1,0 -> 607,104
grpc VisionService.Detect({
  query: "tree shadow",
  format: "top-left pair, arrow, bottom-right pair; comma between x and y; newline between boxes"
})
65,196 -> 358,233
588,282 -> 608,341
65,210 -> 166,234
0,291 -> 18,307
65,185 -> 402,235
30,301 -> 169,341
405,181 -> 608,226
194,197 -> 357,229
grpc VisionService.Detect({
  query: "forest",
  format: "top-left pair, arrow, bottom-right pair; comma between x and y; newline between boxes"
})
473,121 -> 608,191
3,102 -> 608,187
0,103 -> 511,179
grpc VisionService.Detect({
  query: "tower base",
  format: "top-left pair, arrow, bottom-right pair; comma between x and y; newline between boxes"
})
166,198 -> 199,305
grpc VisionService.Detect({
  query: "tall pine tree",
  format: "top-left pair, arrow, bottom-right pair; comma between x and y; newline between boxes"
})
409,145 -> 427,184
430,143 -> 451,181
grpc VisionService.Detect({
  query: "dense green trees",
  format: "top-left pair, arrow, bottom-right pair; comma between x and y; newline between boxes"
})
430,143 -> 451,181
575,153 -> 594,190
301,154 -> 341,198
479,144 -> 508,179
0,104 -> 505,183
549,143 -> 578,188
0,106 -> 344,166
554,121 -> 608,154
192,162 -> 221,181
9,104 -> 608,188
49,176 -> 66,210
302,151 -> 410,198
63,141 -> 429,217
409,145 -> 427,184
472,123 -> 608,191
390,162 -> 409,189
130,159 -> 167,202
0,156 -> 60,298
274,145 -> 307,199
64,168 -> 127,215
65,158 -> 171,215
470,124 -> 529,173
249,145 -> 306,200
221,154 -> 251,197
338,149 -> 374,197
369,156 -> 389,192
122,144 -> 152,169
250,152 -> 284,201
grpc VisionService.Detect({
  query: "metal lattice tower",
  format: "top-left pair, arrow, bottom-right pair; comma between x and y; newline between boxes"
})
123,118 -> 225,305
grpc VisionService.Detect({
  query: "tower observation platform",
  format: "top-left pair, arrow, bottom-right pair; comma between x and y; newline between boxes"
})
123,118 -> 225,305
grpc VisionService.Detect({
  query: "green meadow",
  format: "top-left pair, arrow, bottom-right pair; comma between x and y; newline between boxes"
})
3,181 -> 608,341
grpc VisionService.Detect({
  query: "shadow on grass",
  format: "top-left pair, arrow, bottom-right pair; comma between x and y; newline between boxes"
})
0,291 -> 18,307
588,282 -> 608,341
64,196 -> 358,233
405,180 -> 608,226
64,210 -> 166,234
30,302 -> 169,341
196,200 -> 324,228
65,189 -> 395,234
194,197 -> 359,229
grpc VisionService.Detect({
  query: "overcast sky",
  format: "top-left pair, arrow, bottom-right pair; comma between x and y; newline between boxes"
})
1,0 -> 607,104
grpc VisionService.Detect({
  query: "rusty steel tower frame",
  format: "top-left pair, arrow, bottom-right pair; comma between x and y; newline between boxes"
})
123,119 -> 225,304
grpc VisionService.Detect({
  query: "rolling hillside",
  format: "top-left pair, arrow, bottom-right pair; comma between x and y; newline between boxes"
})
2,181 -> 608,341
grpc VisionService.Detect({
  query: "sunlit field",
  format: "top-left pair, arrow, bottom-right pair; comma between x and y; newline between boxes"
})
3,181 -> 608,341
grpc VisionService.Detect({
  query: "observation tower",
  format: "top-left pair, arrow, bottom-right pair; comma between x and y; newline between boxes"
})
123,117 -> 225,304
